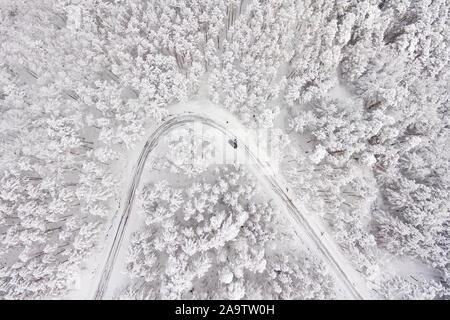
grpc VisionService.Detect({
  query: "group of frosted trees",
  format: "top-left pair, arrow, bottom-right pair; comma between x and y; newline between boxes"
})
282,0 -> 449,298
119,166 -> 335,299
73,0 -> 307,127
0,66 -> 116,297
0,0 -> 188,298
0,0 -> 448,299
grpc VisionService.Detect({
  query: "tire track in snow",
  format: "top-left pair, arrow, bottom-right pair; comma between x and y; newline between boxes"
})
94,113 -> 367,300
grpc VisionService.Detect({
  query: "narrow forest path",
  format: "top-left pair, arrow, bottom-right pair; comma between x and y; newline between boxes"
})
93,105 -> 371,300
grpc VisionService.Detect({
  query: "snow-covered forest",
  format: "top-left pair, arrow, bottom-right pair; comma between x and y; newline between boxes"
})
117,165 -> 335,299
0,0 -> 448,300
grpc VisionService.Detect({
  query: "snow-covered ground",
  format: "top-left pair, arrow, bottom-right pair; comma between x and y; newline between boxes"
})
1,0 -> 448,300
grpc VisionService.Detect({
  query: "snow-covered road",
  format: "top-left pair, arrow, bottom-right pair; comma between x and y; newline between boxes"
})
93,109 -> 371,300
